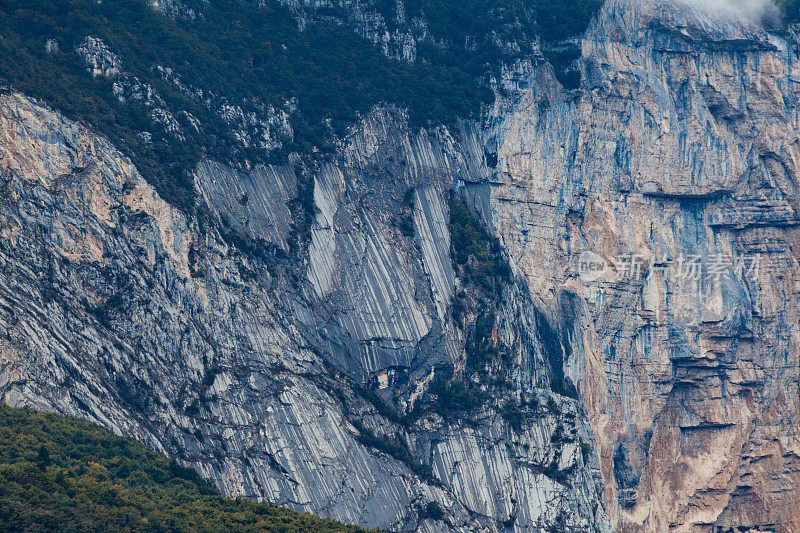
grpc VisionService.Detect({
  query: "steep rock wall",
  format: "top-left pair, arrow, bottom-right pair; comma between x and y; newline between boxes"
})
0,90 -> 609,531
486,0 -> 800,530
4,0 -> 799,530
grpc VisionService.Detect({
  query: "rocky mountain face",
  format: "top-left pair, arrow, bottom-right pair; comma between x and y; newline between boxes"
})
1,0 -> 800,531
0,92 -> 607,531
488,0 -> 800,529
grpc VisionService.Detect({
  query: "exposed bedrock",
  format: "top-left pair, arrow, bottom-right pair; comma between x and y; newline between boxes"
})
487,0 -> 800,530
0,91 -> 608,531
2,0 -> 800,531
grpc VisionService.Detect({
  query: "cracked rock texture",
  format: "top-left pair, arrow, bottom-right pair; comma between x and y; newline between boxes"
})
487,0 -> 800,530
3,0 -> 800,531
0,91 -> 608,532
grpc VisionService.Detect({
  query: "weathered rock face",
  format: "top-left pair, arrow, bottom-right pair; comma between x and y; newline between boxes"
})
279,0 -> 422,62
4,0 -> 800,531
0,90 -> 608,531
487,0 -> 800,529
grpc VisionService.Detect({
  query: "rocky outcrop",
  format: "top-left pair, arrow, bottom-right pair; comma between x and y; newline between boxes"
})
279,0 -> 422,62
76,37 -> 122,78
486,0 -> 800,530
0,90 -> 608,531
4,0 -> 800,530
148,0 -> 196,21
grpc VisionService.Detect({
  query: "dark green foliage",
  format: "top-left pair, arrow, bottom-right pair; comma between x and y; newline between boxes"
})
551,423 -> 569,444
349,418 -> 432,480
201,367 -> 218,388
500,402 -> 525,431
421,501 -> 444,521
327,379 -> 429,479
36,445 -> 51,470
430,378 -> 483,417
525,395 -> 539,411
351,384 -> 405,427
534,0 -> 604,43
398,215 -> 415,237
352,423 -> 409,465
296,177 -> 317,218
543,45 -> 582,89
779,0 -> 800,23
451,289 -> 467,323
396,188 -> 415,237
401,0 -> 600,75
449,196 -> 511,292
0,1 -> 604,214
449,197 -> 490,267
465,309 -> 499,372
402,0 -> 535,82
0,404 -> 372,532
579,439 -> 592,464
542,459 -> 573,487
546,396 -> 561,415
448,195 -> 510,385
0,0 -> 488,212
184,399 -> 200,417
421,195 -> 513,420
533,0 -> 602,88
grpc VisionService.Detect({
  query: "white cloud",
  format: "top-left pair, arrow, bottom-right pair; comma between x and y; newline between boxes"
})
674,0 -> 776,21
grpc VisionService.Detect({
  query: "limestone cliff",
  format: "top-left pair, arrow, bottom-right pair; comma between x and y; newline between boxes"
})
488,0 -> 800,529
0,91 -> 607,531
2,0 -> 800,531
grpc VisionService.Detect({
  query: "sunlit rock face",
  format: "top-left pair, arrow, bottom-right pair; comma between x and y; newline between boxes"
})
487,0 -> 800,529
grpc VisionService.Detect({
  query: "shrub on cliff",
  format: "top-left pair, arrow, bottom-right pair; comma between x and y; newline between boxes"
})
0,0 -> 486,212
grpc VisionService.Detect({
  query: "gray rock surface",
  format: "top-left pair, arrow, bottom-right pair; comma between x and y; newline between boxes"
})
3,0 -> 800,531
0,91 -> 608,531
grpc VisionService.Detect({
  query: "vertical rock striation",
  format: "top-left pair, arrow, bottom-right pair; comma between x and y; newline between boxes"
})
0,92 -> 608,531
4,0 -> 800,530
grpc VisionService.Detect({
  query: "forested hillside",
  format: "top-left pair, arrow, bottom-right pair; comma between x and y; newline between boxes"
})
0,405 -> 372,532
0,0 -> 601,211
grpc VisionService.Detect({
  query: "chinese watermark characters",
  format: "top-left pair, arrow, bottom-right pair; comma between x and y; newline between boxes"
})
577,251 -> 760,284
